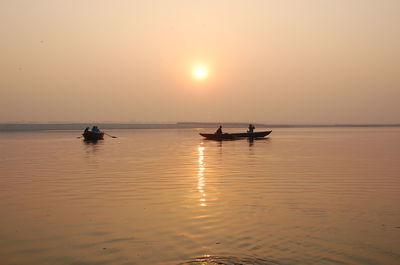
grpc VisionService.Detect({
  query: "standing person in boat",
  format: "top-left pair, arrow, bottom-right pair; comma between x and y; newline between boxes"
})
215,125 -> 223,135
248,124 -> 255,133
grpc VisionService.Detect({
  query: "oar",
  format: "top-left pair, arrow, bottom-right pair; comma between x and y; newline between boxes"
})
104,132 -> 117,138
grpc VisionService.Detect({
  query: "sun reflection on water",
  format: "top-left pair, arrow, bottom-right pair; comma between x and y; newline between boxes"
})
197,145 -> 206,207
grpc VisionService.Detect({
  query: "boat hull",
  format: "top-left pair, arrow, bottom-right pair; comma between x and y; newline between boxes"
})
200,131 -> 272,140
231,131 -> 272,138
199,133 -> 236,140
83,131 -> 104,141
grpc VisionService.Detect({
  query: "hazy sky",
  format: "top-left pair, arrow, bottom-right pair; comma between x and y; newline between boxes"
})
1,0 -> 399,124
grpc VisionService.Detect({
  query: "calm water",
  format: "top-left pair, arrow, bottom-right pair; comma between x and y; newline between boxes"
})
0,128 -> 399,265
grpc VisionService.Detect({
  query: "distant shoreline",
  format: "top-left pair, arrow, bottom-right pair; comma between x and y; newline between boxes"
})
1,122 -> 400,132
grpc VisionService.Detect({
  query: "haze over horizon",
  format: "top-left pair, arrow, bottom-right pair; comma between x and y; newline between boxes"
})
1,0 -> 399,124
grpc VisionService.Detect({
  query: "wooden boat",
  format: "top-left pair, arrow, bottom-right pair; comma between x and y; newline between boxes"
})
83,131 -> 104,141
200,130 -> 272,140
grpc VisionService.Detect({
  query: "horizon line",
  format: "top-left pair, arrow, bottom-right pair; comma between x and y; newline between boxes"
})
1,122 -> 400,132
0,121 -> 400,126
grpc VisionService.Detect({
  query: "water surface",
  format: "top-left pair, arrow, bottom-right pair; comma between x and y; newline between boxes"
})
0,128 -> 399,265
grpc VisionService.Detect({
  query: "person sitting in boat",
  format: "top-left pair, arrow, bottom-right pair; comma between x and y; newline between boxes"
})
248,124 -> 255,133
84,127 -> 90,133
91,126 -> 100,133
215,125 -> 223,135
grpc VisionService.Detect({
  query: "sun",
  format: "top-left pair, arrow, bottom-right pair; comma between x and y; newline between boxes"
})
192,65 -> 209,80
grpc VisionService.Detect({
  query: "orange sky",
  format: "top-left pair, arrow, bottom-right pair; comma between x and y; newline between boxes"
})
1,0 -> 399,124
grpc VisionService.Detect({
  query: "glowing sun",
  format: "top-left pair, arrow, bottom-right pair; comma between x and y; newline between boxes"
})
192,65 -> 209,80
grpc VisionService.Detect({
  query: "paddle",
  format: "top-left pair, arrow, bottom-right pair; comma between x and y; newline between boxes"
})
104,132 -> 117,138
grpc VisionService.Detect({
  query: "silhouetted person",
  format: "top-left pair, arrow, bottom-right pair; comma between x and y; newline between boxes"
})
92,126 -> 100,133
215,125 -> 222,135
84,127 -> 89,133
248,124 -> 255,133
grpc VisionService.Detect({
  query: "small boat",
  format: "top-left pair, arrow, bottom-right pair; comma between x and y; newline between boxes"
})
200,130 -> 272,140
83,131 -> 104,141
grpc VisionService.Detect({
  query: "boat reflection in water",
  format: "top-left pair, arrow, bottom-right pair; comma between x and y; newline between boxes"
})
82,137 -> 104,157
247,136 -> 270,147
178,255 -> 276,265
197,145 -> 206,207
